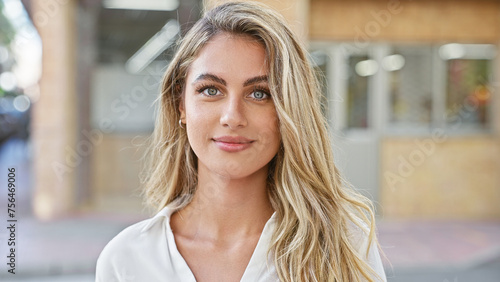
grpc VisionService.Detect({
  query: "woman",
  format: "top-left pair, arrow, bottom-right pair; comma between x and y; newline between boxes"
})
96,1 -> 387,281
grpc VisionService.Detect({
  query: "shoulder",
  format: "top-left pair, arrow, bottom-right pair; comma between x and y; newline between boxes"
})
95,207 -> 173,281
97,217 -> 154,260
346,218 -> 371,254
346,218 -> 387,282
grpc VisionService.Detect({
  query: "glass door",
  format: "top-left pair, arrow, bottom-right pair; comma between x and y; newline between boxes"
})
312,44 -> 386,207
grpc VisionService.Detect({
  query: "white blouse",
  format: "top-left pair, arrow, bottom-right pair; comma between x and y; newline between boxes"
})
96,206 -> 387,281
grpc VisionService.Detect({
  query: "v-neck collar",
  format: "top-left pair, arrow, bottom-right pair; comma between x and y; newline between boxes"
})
163,206 -> 277,282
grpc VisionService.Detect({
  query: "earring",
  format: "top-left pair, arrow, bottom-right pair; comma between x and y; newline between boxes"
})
179,119 -> 184,129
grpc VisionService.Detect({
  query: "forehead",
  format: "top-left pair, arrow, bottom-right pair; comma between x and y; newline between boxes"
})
187,33 -> 268,82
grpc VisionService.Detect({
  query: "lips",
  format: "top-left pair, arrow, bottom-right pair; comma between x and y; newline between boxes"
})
212,136 -> 254,143
212,136 -> 254,152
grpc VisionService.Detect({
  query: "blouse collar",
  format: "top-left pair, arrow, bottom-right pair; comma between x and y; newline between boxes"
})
140,205 -> 175,233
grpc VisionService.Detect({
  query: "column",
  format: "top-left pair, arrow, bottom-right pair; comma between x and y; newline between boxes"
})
31,0 -> 77,220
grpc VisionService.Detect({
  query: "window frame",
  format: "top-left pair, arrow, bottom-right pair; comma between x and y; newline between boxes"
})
309,41 -> 498,137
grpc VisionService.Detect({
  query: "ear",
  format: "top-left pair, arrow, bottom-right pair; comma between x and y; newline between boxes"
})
179,96 -> 186,122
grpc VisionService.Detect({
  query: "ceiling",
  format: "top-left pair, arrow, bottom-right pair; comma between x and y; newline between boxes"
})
21,0 -> 203,64
96,0 -> 202,64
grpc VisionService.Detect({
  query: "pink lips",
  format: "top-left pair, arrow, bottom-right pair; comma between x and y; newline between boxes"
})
212,136 -> 254,152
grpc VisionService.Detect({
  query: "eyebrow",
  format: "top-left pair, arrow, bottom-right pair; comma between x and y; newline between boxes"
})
192,73 -> 268,87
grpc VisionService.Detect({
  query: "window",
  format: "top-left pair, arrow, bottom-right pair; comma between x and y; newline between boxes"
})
446,59 -> 491,127
310,43 -> 497,134
347,55 -> 370,128
387,46 -> 433,126
310,50 -> 329,118
440,44 -> 497,129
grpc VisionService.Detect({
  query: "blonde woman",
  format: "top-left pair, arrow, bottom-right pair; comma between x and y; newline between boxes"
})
96,1 -> 387,281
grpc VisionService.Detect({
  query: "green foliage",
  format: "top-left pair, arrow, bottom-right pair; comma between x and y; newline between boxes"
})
0,1 -> 16,46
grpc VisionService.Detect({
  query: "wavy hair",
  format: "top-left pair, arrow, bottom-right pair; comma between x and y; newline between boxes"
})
142,1 -> 381,281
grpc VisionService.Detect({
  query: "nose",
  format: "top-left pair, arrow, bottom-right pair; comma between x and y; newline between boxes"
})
219,95 -> 247,129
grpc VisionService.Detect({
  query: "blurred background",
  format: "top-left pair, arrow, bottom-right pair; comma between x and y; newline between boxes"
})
0,0 -> 499,281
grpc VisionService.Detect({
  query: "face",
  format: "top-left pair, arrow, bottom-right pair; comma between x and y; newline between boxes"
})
179,33 -> 281,179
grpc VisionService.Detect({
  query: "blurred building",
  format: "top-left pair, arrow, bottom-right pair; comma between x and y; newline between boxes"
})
20,0 -> 499,220
307,0 -> 500,219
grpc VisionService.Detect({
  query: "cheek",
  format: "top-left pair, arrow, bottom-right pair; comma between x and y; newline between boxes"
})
256,110 -> 281,150
185,99 -> 213,124
184,101 -> 216,148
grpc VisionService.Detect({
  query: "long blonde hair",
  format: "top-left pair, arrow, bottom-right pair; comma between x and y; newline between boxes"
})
142,1 -> 381,281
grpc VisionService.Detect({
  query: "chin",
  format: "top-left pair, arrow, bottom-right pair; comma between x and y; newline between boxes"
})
205,160 -> 269,180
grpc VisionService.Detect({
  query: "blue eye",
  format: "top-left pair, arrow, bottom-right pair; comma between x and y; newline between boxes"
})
254,91 -> 265,99
250,89 -> 269,100
204,87 -> 219,96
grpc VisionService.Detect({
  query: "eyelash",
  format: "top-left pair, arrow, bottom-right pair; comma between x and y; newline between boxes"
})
195,84 -> 271,101
195,84 -> 219,96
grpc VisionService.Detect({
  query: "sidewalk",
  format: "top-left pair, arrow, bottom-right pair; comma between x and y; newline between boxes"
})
379,220 -> 500,270
0,212 -> 499,281
0,211 -> 147,281
378,220 -> 500,281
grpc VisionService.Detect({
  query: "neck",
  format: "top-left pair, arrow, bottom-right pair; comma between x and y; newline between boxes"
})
173,162 -> 274,241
